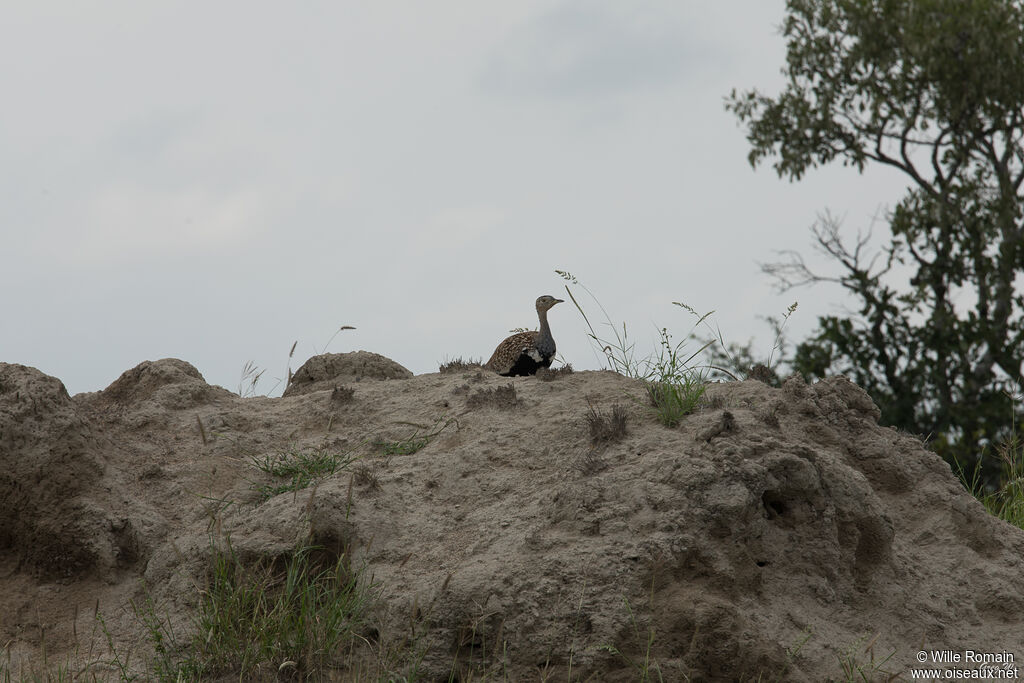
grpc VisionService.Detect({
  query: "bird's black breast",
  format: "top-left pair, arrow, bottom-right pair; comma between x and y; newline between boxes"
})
501,351 -> 554,377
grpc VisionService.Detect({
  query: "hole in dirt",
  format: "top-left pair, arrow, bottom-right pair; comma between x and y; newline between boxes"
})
762,491 -> 788,519
756,560 -> 768,567
308,528 -> 351,565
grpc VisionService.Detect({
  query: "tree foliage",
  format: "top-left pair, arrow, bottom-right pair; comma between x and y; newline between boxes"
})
727,0 -> 1024,477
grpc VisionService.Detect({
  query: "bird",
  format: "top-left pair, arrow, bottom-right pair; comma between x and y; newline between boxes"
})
484,295 -> 564,376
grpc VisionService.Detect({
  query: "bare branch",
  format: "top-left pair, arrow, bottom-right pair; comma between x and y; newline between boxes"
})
761,213 -> 890,295
760,248 -> 839,291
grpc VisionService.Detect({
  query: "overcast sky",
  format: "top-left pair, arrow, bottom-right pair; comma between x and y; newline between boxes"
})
2,1 -> 910,396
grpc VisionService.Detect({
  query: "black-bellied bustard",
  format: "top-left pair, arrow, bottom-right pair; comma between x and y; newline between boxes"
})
484,295 -> 563,376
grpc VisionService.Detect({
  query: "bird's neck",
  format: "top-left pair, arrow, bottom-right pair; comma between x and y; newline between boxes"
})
536,308 -> 554,346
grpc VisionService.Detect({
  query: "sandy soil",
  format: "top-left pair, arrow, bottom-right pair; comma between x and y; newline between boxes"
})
1,352 -> 1022,681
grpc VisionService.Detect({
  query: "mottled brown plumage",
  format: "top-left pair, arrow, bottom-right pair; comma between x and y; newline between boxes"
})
485,295 -> 563,376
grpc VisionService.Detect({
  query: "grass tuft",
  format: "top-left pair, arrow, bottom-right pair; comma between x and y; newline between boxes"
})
351,462 -> 381,491
643,328 -> 708,427
439,357 -> 484,374
536,363 -> 574,381
374,417 -> 456,456
250,447 -> 357,500
587,403 -> 628,445
131,593 -> 184,681
574,449 -> 609,476
331,385 -> 355,404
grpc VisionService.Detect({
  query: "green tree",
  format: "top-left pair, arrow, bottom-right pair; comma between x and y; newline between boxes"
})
727,0 -> 1024,479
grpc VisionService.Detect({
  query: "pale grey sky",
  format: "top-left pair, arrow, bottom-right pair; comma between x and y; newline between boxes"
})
2,1 -> 909,395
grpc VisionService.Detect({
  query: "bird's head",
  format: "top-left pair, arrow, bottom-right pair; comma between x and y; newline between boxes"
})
535,295 -> 564,312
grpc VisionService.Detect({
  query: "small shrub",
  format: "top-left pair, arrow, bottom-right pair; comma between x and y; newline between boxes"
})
641,327 -> 709,426
466,384 -> 520,410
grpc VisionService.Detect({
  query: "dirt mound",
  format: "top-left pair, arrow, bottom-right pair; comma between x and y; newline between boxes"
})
101,358 -> 231,408
283,350 -> 413,397
0,363 -> 121,578
2,356 -> 1022,680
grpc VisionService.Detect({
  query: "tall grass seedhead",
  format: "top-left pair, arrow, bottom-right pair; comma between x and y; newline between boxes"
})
238,325 -> 356,398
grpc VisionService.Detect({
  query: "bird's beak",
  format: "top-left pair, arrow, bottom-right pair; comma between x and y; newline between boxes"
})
554,298 -> 564,304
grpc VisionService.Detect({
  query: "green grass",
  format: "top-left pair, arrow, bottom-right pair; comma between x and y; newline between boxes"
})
556,270 -> 710,426
114,538 -> 379,682
645,374 -> 707,428
250,446 -> 358,500
957,432 -> 1024,530
955,386 -> 1024,531
188,542 -> 373,679
130,594 -> 183,682
556,269 -> 800,424
644,327 -> 709,427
